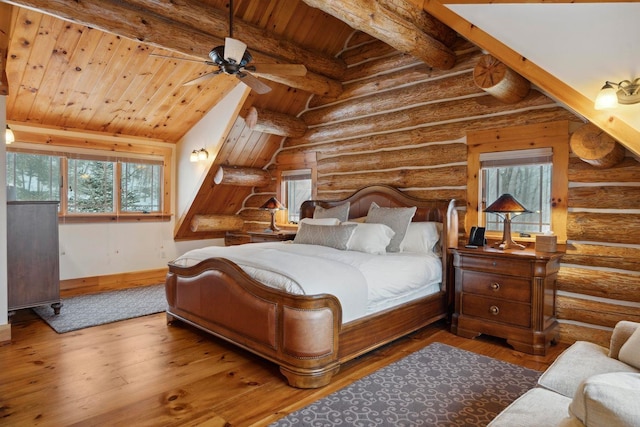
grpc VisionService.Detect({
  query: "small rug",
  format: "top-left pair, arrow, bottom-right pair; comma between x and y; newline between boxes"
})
271,342 -> 541,427
33,284 -> 167,333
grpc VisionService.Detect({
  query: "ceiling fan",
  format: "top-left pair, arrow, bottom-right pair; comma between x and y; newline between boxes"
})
152,0 -> 306,94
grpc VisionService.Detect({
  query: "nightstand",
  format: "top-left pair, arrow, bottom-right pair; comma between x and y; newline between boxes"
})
247,230 -> 297,243
451,246 -> 562,355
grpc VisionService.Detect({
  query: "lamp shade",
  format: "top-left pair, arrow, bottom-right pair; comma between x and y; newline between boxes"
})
260,197 -> 284,211
485,193 -> 531,214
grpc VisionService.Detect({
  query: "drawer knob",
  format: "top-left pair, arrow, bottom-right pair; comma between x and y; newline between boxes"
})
492,261 -> 497,267
489,282 -> 501,291
489,305 -> 500,315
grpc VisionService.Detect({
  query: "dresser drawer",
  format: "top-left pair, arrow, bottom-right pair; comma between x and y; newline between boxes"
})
460,270 -> 530,302
459,255 -> 531,277
461,294 -> 531,328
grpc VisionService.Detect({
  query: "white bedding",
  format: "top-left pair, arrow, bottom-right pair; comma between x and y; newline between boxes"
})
173,241 -> 442,323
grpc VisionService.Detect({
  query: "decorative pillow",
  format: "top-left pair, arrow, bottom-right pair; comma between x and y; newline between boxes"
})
365,202 -> 417,253
568,372 -> 640,427
293,222 -> 357,250
313,202 -> 350,222
344,222 -> 395,255
300,217 -> 341,226
400,222 -> 442,255
618,326 -> 640,369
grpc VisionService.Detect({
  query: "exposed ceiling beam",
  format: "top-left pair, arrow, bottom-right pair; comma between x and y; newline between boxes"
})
302,0 -> 457,70
2,0 -> 344,97
0,2 -> 12,95
422,0 -> 640,156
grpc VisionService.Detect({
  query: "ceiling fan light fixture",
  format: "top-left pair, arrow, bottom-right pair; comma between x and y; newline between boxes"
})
224,37 -> 247,64
595,78 -> 640,110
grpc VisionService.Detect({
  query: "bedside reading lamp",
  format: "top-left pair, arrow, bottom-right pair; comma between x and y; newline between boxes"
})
484,193 -> 531,250
260,197 -> 284,232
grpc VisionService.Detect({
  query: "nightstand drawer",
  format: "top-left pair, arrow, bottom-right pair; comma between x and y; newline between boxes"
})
461,294 -> 531,328
459,255 -> 531,277
460,270 -> 530,302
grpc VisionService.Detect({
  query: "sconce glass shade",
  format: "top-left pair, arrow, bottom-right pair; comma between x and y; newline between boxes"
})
5,125 -> 15,144
189,150 -> 199,162
594,82 -> 619,110
484,193 -> 531,250
260,197 -> 284,232
197,148 -> 208,161
595,78 -> 640,110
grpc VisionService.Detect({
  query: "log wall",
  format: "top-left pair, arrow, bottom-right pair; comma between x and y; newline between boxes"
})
241,33 -> 640,347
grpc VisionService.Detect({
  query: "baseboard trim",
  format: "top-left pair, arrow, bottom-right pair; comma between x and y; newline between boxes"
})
0,323 -> 11,343
60,267 -> 168,297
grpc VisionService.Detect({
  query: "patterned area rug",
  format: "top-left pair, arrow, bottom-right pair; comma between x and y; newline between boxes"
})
33,284 -> 167,333
271,342 -> 541,427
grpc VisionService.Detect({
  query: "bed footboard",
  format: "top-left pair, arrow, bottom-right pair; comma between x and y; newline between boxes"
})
165,257 -> 342,388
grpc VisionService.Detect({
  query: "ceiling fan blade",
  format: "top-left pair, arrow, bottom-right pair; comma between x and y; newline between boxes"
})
149,53 -> 215,66
236,73 -> 272,94
183,70 -> 222,86
224,37 -> 247,64
250,63 -> 307,77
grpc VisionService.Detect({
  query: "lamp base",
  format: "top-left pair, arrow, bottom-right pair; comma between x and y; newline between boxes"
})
495,216 -> 525,250
269,210 -> 280,232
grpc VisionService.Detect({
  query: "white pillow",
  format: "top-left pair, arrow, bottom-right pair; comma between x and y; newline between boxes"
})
568,372 -> 640,427
313,202 -> 350,222
345,222 -> 395,255
366,202 -> 416,253
618,326 -> 640,370
293,222 -> 357,250
400,222 -> 442,254
300,217 -> 341,226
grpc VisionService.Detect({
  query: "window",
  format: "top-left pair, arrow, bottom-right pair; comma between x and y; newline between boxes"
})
481,149 -> 552,235
7,149 -> 167,221
467,121 -> 569,243
281,169 -> 312,223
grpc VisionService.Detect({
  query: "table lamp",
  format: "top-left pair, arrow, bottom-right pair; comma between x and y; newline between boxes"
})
484,193 -> 531,250
260,197 -> 284,232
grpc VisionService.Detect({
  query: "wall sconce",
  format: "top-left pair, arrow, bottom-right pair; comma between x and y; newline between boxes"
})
189,148 -> 209,162
594,78 -> 640,110
259,196 -> 285,232
5,124 -> 15,145
484,193 -> 531,250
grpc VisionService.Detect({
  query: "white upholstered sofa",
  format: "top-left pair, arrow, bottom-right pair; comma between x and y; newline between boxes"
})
489,321 -> 640,427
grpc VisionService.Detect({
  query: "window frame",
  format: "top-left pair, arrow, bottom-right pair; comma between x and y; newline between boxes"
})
466,121 -> 569,244
6,139 -> 172,223
280,168 -> 313,224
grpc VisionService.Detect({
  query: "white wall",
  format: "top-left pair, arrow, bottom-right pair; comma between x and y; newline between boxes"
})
177,84 -> 249,218
56,83 -> 248,280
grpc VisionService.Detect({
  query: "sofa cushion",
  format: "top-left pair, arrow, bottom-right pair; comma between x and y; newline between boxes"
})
538,341 -> 640,398
609,320 -> 640,359
487,387 -> 573,427
568,372 -> 640,427
618,326 -> 640,370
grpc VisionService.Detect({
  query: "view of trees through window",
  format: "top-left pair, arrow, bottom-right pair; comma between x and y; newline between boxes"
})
483,164 -> 552,234
282,170 -> 312,223
6,151 -> 162,215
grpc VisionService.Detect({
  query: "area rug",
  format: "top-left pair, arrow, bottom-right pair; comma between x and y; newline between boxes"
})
271,342 -> 541,427
33,284 -> 167,333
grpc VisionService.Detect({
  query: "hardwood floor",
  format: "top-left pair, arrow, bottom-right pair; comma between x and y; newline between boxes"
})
1,311 -> 568,426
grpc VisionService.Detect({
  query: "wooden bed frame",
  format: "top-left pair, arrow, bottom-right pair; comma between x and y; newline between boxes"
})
165,185 -> 459,388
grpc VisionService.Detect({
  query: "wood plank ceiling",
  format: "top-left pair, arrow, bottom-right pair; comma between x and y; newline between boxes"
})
3,0 -> 354,142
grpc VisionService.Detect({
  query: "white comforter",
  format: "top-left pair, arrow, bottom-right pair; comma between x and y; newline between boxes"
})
173,242 -> 442,323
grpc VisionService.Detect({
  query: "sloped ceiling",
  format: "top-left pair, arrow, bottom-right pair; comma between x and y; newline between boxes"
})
445,2 -> 640,136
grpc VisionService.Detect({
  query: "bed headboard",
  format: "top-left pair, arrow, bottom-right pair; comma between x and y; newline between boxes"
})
299,185 -> 459,250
